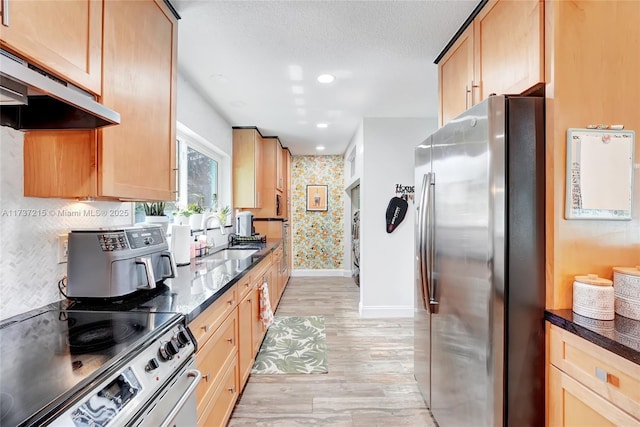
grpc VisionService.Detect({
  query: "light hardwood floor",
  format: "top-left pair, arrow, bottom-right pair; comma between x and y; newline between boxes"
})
228,276 -> 435,426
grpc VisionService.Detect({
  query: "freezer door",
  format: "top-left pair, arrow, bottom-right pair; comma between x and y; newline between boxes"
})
414,136 -> 433,407
429,98 -> 503,427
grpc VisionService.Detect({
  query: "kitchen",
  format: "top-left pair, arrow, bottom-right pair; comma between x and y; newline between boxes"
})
1,0 -> 639,426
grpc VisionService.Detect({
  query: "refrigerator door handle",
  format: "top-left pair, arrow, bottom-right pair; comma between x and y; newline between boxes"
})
417,173 -> 431,310
426,173 -> 439,311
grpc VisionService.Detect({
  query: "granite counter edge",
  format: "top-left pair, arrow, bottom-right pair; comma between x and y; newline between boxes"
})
545,309 -> 640,365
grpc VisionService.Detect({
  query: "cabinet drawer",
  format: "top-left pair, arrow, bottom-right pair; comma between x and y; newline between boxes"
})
549,324 -> 640,419
198,357 -> 239,427
189,286 -> 237,346
237,276 -> 253,301
195,309 -> 237,415
549,365 -> 640,427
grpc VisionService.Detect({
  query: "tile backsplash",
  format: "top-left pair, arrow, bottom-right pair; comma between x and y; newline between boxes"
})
0,127 -> 133,321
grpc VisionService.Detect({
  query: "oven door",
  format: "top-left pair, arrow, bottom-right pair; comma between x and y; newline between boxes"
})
131,358 -> 201,427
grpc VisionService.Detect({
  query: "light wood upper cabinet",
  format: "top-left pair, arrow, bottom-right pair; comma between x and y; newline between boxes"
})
99,0 -> 177,200
438,0 -> 543,126
438,25 -> 474,127
473,0 -> 543,100
276,140 -> 284,193
233,128 -> 263,209
235,130 -> 288,218
0,0 -> 102,94
22,0 -> 178,201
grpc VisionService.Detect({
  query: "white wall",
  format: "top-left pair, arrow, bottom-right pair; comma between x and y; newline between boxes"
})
177,73 -> 233,211
358,117 -> 437,318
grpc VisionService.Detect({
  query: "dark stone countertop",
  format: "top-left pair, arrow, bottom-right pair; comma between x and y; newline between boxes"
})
545,309 -> 640,365
1,239 -> 282,327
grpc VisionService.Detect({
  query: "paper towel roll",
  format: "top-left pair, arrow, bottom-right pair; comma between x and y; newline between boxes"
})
171,225 -> 191,266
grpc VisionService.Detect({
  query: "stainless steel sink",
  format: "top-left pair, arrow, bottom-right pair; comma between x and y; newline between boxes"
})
207,248 -> 257,260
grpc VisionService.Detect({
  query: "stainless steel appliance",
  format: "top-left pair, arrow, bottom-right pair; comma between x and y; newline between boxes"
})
0,48 -> 120,130
66,226 -> 177,299
414,95 -> 545,426
235,211 -> 254,236
0,310 -> 200,426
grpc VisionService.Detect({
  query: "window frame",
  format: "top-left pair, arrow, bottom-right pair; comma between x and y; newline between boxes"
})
175,122 -> 232,224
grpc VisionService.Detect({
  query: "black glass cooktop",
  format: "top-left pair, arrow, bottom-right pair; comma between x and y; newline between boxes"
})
0,309 -> 179,427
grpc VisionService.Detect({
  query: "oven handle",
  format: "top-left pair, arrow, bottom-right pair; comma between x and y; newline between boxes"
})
159,368 -> 201,427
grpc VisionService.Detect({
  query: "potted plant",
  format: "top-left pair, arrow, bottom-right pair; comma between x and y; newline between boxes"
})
173,205 -> 192,226
143,202 -> 169,233
187,195 -> 205,230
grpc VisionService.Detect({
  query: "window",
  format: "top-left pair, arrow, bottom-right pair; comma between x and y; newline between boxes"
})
177,141 -> 219,211
135,123 -> 231,224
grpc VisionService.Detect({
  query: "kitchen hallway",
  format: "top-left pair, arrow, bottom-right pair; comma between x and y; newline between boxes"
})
228,276 -> 435,426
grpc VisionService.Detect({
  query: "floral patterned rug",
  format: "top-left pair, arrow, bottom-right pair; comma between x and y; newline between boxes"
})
251,316 -> 328,374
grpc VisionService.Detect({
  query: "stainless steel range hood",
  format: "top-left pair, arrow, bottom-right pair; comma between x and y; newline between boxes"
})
0,49 -> 120,130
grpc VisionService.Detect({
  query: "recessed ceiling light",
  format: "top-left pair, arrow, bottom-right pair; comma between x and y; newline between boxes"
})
316,123 -> 328,128
316,145 -> 326,151
317,74 -> 335,84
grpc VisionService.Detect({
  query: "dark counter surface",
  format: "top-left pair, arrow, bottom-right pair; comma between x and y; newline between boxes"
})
1,239 -> 282,327
545,309 -> 640,365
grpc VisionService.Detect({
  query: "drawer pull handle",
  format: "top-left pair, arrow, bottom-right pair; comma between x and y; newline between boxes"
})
226,337 -> 234,344
201,324 -> 209,333
228,386 -> 235,393
203,373 -> 210,382
228,300 -> 234,306
595,367 -> 620,387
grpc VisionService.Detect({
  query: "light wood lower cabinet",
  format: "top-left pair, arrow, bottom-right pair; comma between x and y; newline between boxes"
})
547,323 -> 640,426
238,289 -> 255,388
190,249 -> 279,426
549,365 -> 639,427
194,308 -> 237,420
198,358 -> 239,427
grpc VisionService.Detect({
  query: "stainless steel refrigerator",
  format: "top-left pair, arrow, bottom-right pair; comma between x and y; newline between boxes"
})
414,95 -> 545,427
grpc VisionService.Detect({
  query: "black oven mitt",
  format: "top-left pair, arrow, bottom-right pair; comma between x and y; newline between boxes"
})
385,196 -> 408,233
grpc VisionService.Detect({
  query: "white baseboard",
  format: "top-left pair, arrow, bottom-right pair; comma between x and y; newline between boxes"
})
291,269 -> 347,277
358,304 -> 414,318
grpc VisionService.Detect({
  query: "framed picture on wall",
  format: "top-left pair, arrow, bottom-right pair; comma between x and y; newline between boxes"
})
306,185 -> 328,211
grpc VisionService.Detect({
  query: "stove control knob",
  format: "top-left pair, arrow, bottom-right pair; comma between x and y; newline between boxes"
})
175,330 -> 190,348
159,340 -> 179,360
145,358 -> 160,372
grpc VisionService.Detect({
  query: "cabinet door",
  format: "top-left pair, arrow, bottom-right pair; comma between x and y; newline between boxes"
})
473,0 -> 543,100
0,0 -> 102,94
276,141 -> 284,192
438,24 -> 474,126
233,129 -> 263,208
99,0 -> 177,200
238,292 -> 254,389
251,286 -> 264,354
548,365 -> 640,427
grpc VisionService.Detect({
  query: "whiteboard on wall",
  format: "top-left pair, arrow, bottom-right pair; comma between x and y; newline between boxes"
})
565,128 -> 635,220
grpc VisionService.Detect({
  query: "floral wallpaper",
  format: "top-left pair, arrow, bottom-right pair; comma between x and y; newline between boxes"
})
292,155 -> 344,270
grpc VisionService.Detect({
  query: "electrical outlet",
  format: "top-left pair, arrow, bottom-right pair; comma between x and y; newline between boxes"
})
57,234 -> 69,263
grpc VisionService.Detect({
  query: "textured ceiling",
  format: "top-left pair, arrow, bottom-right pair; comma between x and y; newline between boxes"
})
173,0 -> 479,155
